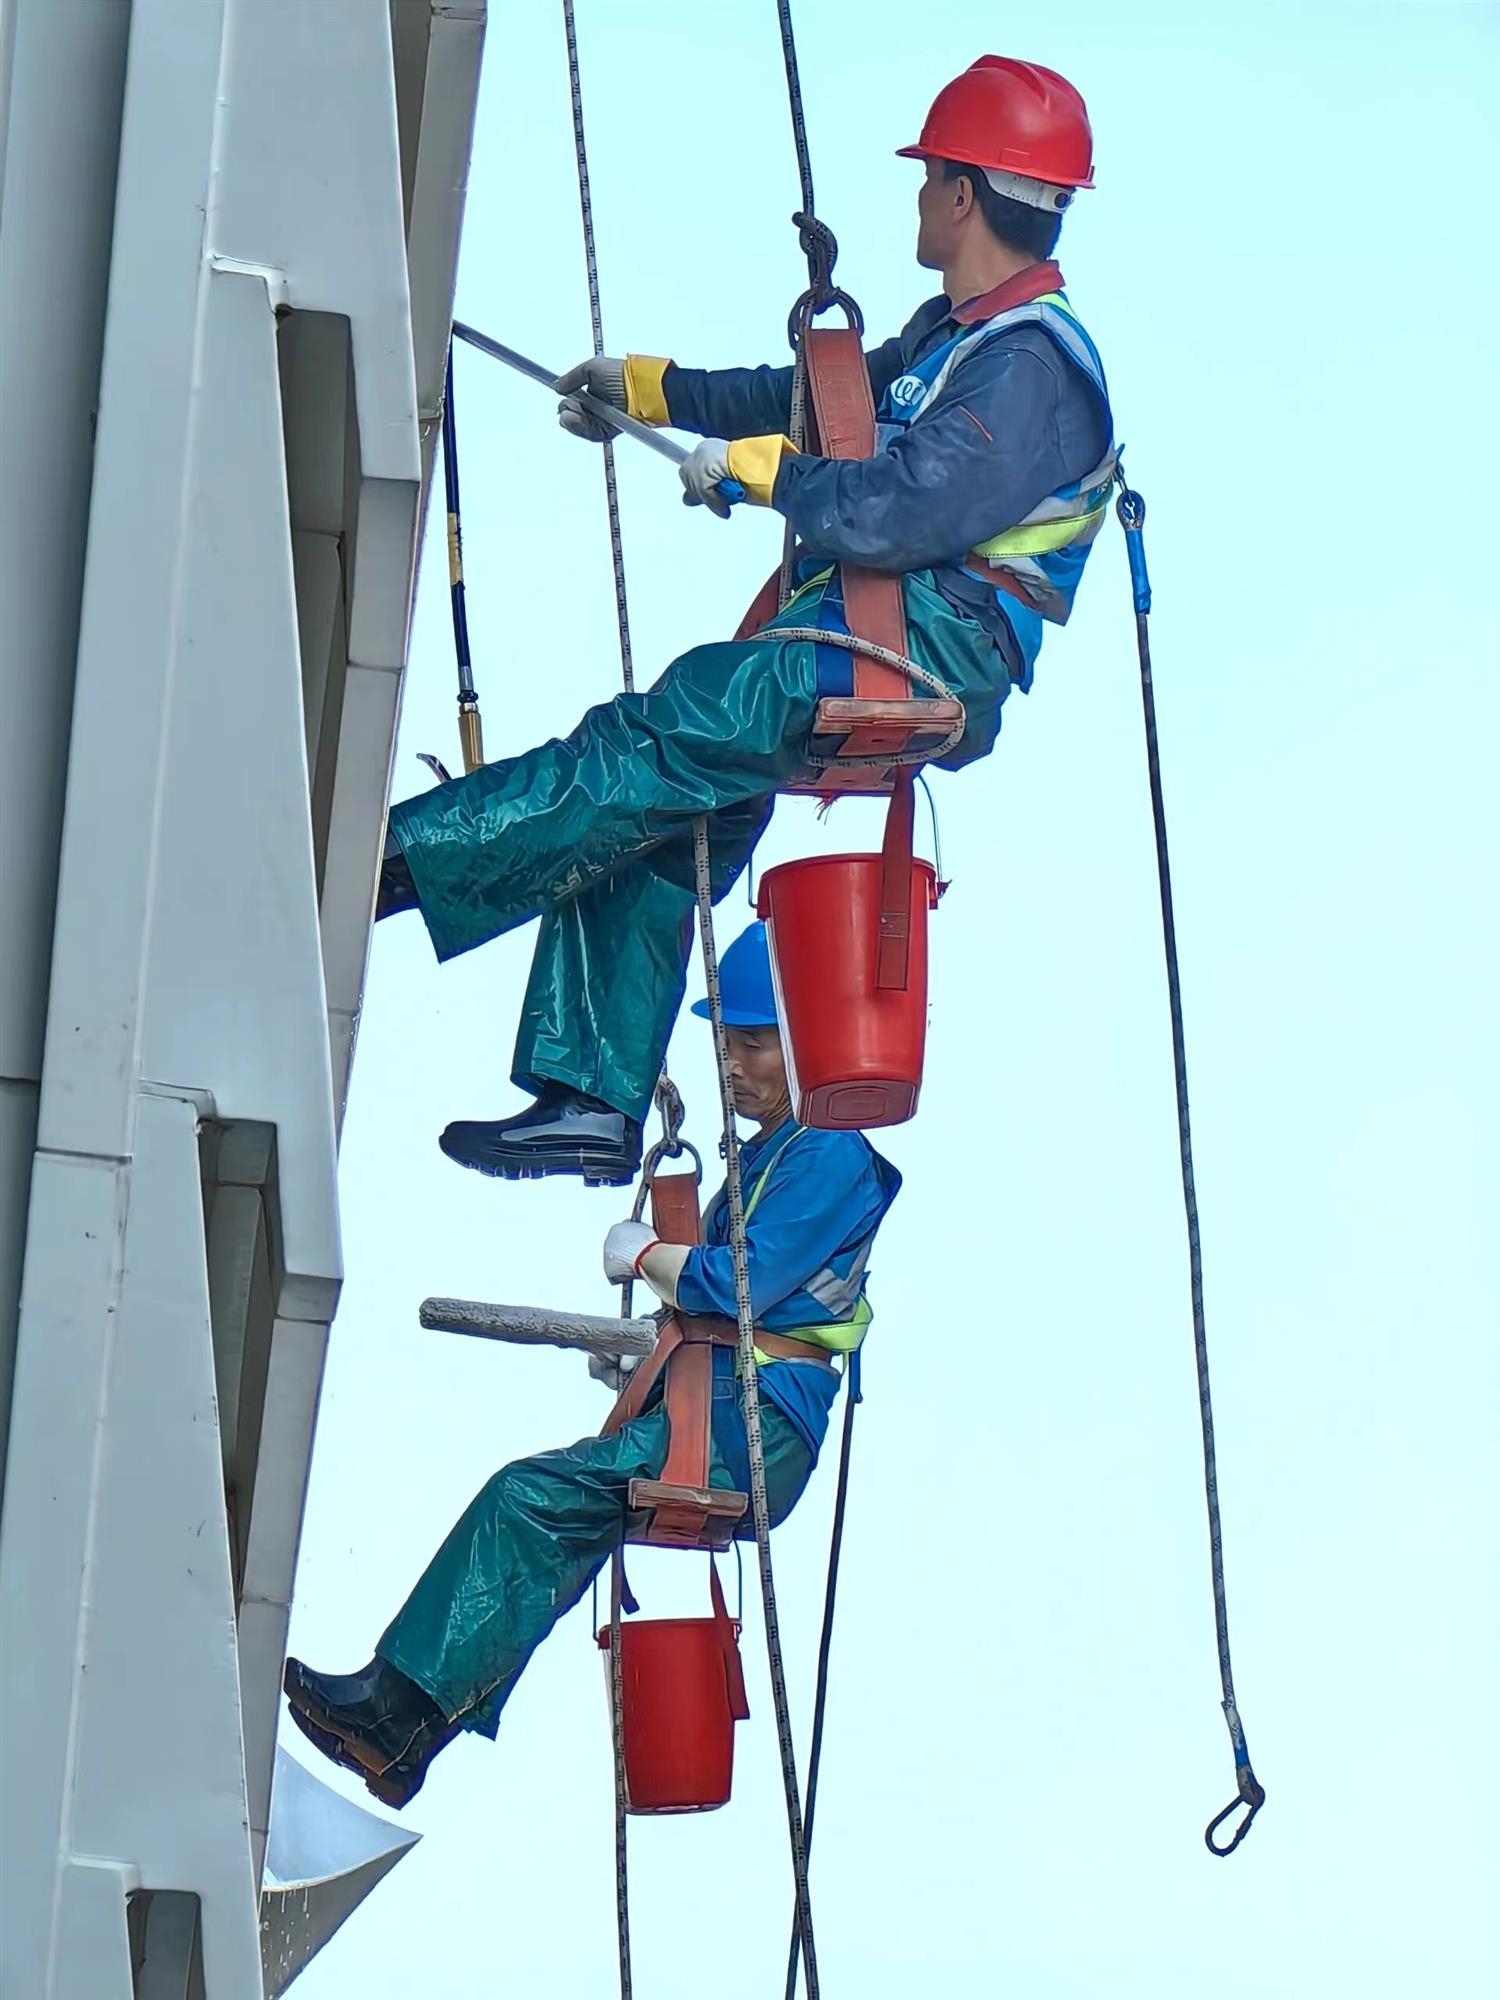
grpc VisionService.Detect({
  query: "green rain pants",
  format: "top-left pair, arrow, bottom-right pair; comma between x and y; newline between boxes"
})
376,1377 -> 816,1736
386,572 -> 1010,1122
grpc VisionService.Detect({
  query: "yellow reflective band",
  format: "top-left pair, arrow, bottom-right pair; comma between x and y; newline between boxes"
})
787,1295 -> 873,1358
972,496 -> 1109,561
622,353 -> 672,427
725,432 -> 796,506
750,1298 -> 872,1369
446,514 -> 462,586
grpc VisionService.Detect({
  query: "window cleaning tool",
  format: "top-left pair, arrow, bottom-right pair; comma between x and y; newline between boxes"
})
451,321 -> 745,503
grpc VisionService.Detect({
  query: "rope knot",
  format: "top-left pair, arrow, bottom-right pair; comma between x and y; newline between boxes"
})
785,212 -> 865,348
792,210 -> 839,298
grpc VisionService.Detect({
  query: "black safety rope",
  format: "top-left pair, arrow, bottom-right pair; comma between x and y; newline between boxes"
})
693,817 -> 821,1992
784,1356 -> 859,2000
772,0 -> 861,613
440,342 -> 485,772
1116,477 -> 1266,1857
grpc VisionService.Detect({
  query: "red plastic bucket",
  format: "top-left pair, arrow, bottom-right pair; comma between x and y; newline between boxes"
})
758,853 -> 938,1129
596,1611 -> 748,1814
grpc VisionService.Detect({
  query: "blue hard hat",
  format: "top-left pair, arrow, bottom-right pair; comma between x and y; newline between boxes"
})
690,920 -> 779,1028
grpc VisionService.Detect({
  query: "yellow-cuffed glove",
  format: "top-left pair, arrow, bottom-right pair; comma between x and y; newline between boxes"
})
556,354 -> 673,440
679,434 -> 796,516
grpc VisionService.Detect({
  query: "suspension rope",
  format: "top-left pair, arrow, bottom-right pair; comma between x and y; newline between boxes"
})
774,0 -> 816,219
600,1075 -> 695,2000
558,8 -> 644,1984
1116,477 -> 1266,1857
604,1550 -> 632,1996
692,817 -> 821,1991
784,1353 -> 860,2000
562,0 -> 634,692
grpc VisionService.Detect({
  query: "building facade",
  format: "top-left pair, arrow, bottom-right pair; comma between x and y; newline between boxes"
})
0,3 -> 485,1992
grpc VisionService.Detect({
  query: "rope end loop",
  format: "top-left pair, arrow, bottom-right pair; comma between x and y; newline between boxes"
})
1204,1769 -> 1266,1857
1114,478 -> 1152,617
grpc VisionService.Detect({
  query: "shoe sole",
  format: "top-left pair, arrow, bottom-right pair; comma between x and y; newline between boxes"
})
438,1141 -> 639,1189
290,1707 -> 424,1810
283,1664 -> 417,1779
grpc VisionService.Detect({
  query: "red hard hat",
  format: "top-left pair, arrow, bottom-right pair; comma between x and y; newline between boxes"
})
897,57 -> 1095,191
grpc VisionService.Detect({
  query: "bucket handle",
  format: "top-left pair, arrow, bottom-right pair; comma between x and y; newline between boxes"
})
709,1558 -> 751,1722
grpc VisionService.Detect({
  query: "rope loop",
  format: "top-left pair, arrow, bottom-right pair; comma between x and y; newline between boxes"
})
1115,483 -> 1146,534
1114,469 -> 1152,615
767,624 -> 967,767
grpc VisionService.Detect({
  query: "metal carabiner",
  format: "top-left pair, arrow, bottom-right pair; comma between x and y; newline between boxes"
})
1204,1770 -> 1266,1857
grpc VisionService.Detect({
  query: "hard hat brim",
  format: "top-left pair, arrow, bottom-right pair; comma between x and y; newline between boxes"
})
690,997 -> 778,1028
895,140 -> 1093,188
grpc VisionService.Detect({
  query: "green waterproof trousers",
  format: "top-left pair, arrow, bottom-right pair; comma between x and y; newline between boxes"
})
386,572 -> 1010,1121
376,1384 -> 815,1736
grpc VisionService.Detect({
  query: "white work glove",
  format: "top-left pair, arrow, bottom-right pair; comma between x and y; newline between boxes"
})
556,356 -> 627,442
678,438 -> 736,519
603,1219 -> 658,1285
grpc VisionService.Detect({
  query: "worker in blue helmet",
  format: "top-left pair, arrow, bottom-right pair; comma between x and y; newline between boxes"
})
376,60 -> 1113,1185
284,924 -> 900,1808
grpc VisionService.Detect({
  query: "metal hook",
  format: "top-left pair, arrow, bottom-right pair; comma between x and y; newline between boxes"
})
1204,1771 -> 1266,1857
785,283 -> 864,351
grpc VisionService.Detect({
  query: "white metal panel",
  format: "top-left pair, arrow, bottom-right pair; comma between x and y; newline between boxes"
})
140,266 -> 342,1316
0,1149 -> 126,1999
60,1093 -> 261,1999
0,0 -> 129,1087
216,0 -> 421,489
237,1311 -> 333,1875
35,0 -> 228,1167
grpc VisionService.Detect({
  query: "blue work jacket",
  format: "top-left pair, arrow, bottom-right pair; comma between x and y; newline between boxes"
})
676,1120 -> 900,1459
662,260 -> 1112,686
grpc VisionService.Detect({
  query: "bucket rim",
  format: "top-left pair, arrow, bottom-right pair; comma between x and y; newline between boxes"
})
758,852 -> 938,884
596,1616 -> 743,1650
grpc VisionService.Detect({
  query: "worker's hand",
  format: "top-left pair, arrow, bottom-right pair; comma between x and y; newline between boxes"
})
556,357 -> 628,441
557,354 -> 672,440
603,1219 -> 658,1285
678,439 -> 738,518
680,434 -> 792,514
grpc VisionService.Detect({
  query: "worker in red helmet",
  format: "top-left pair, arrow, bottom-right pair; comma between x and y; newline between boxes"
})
379,58 -> 1115,1186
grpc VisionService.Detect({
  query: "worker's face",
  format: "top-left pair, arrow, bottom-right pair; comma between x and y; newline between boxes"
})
723,1025 -> 791,1126
915,159 -> 972,271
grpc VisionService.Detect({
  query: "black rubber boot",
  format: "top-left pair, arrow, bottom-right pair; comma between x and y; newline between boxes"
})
438,1086 -> 642,1186
287,1702 -> 454,1811
283,1654 -> 451,1781
375,833 -> 420,921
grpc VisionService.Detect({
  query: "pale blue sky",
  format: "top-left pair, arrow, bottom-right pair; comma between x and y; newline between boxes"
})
290,4 -> 1500,1993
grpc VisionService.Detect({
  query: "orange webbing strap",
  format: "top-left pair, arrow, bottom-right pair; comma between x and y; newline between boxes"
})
805,328 -> 918,986
603,1170 -> 748,1549
802,327 -> 911,700
710,1558 -> 750,1721
642,1171 -> 712,1494
876,772 -> 917,992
